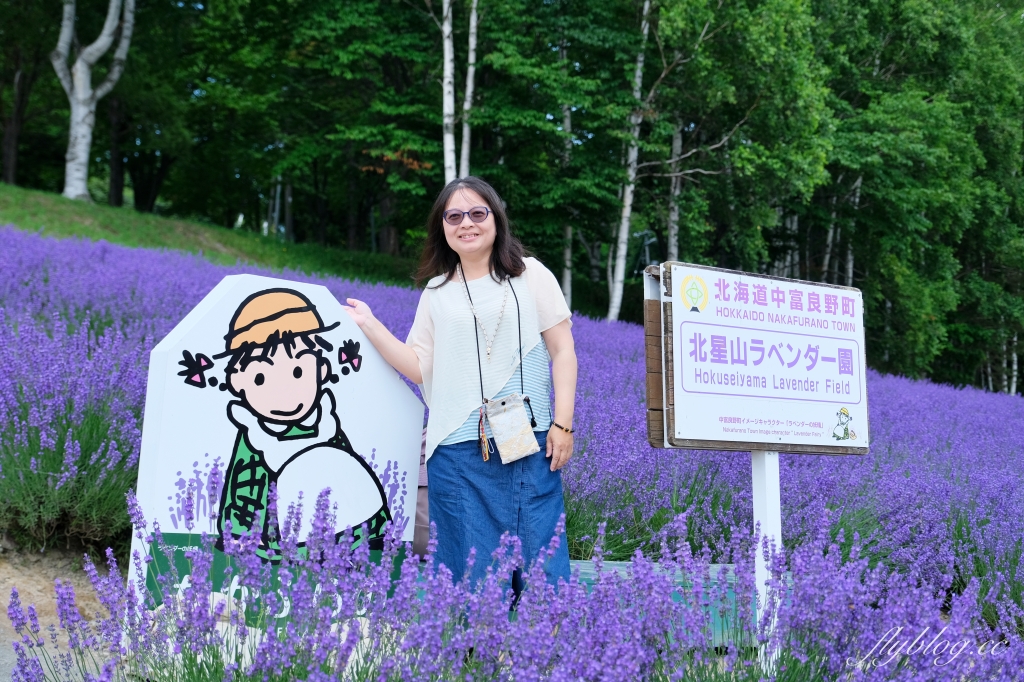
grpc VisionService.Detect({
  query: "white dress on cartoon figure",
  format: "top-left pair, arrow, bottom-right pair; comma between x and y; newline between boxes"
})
228,389 -> 387,542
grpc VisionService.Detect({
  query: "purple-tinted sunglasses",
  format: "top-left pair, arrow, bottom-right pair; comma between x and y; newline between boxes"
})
443,206 -> 491,226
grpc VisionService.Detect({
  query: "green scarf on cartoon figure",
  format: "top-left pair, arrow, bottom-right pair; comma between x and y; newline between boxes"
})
218,389 -> 390,560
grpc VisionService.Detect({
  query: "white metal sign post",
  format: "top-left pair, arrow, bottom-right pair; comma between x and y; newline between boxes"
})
644,262 -> 869,637
751,450 -> 781,621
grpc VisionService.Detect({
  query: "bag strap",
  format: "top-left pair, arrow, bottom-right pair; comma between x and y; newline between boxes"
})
508,281 -> 537,427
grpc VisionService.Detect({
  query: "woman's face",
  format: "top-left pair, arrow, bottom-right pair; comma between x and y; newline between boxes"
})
443,188 -> 497,261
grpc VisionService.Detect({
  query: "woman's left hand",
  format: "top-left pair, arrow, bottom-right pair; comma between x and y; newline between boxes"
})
546,426 -> 573,471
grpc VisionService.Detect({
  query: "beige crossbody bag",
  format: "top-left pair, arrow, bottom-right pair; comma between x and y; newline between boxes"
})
460,268 -> 540,465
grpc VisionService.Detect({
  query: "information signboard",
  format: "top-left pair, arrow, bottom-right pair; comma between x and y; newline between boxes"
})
642,261 -> 869,639
646,262 -> 869,455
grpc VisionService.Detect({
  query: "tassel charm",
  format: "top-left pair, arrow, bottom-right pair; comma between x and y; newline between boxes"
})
478,406 -> 489,462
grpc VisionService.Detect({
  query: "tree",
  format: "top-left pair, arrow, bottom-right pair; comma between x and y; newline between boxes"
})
51,0 -> 135,201
99,0 -> 197,211
559,44 -> 574,307
607,0 -> 651,322
10,0 -> 1024,384
665,119 -> 682,261
0,1 -> 58,186
929,0 -> 1024,387
458,0 -> 480,178
439,0 -> 457,183
787,0 -> 989,377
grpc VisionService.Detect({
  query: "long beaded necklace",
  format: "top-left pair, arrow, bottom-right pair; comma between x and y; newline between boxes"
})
457,264 -> 508,361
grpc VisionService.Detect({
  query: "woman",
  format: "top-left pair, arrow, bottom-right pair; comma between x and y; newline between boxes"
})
343,176 -> 576,589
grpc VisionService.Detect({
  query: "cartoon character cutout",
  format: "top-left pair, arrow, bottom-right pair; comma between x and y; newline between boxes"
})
832,407 -> 856,441
183,288 -> 390,561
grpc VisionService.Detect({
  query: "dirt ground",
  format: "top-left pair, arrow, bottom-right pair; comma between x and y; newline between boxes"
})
0,546 -> 107,678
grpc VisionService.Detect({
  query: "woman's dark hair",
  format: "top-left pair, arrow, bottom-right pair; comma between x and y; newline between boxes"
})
415,176 -> 526,287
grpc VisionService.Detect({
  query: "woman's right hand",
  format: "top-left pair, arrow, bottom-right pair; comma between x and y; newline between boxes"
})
342,297 -> 423,384
343,298 -> 375,330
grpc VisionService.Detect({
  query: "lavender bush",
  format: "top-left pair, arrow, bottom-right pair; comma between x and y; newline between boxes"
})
7,487 -> 1024,681
2,226 -> 1023,677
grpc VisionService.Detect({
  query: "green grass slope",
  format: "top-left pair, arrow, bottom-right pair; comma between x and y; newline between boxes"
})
0,183 -> 644,321
0,183 -> 418,286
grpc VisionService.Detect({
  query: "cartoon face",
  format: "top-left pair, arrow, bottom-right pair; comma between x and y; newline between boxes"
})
229,341 -> 328,422
838,411 -> 851,425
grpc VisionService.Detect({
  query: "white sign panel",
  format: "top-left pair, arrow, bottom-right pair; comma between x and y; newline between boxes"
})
130,274 -> 424,581
667,263 -> 868,454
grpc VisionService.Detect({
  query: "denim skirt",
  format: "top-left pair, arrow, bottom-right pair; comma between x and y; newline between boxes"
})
427,430 -> 571,589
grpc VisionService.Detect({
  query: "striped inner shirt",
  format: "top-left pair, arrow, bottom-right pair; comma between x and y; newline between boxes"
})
440,342 -> 552,444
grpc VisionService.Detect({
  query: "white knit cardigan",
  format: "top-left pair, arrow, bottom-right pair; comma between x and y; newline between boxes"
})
406,257 -> 571,461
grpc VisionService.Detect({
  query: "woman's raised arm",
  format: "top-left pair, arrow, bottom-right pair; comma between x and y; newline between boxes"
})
343,298 -> 424,385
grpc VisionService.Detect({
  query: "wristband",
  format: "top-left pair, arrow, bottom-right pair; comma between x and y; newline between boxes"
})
552,422 -> 574,434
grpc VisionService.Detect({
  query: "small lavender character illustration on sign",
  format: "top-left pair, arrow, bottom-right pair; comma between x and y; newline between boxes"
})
832,407 -> 856,441
213,289 -> 389,558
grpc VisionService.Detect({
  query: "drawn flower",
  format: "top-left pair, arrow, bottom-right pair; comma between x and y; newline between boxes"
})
177,350 -> 215,388
338,338 -> 363,375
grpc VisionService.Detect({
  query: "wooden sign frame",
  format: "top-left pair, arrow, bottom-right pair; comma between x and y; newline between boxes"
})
644,263 -> 869,456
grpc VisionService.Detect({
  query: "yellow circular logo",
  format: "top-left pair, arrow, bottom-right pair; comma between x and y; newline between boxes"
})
680,275 -> 709,312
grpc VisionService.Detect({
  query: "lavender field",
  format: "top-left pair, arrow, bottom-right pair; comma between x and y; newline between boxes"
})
2,226 -> 1023,680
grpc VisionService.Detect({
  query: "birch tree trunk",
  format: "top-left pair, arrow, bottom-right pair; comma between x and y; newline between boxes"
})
609,182 -> 624,304
458,0 -> 479,179
272,177 -> 282,235
51,0 -> 136,201
845,175 -> 862,287
1001,334 -> 1008,394
606,237 -> 614,303
263,179 -> 273,236
578,231 -> 602,282
1012,333 -> 1018,395
821,196 -> 837,282
107,96 -> 125,206
345,144 -> 357,247
440,0 -> 457,184
2,67 -> 34,185
845,237 -> 854,286
561,102 -> 574,308
559,44 -> 574,308
666,120 -> 683,262
284,180 -> 294,243
607,0 -> 651,321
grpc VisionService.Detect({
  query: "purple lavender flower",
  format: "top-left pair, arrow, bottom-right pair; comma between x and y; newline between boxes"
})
182,479 -> 196,532
2,226 -> 1024,678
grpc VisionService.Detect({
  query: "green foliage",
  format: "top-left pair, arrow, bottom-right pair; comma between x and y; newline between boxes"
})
950,507 -> 1024,635
4,0 -> 1024,386
0,183 -> 417,285
565,462 -> 734,561
0,404 -> 134,556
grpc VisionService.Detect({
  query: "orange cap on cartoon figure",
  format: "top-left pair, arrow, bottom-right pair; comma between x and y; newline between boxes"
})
223,289 -> 334,352
838,407 -> 850,417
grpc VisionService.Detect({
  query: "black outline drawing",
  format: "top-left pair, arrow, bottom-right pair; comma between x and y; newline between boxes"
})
178,351 -> 214,388
178,287 -> 390,562
338,339 -> 363,376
